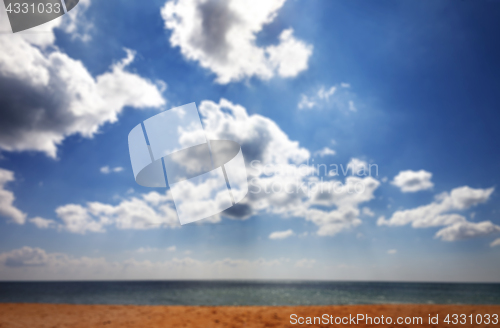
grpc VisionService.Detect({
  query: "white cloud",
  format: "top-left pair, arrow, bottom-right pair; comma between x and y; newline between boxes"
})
0,5 -> 165,158
297,94 -> 316,110
435,221 -> 500,242
0,247 -> 50,267
29,217 -> 56,229
379,186 -> 493,228
199,99 -> 310,166
318,86 -> 337,100
269,229 -> 294,240
391,170 -> 434,193
54,191 -> 179,234
491,238 -> 500,247
0,168 -> 26,224
346,158 -> 370,176
266,28 -> 312,78
362,207 -> 374,217
55,204 -> 107,233
314,147 -> 336,157
161,0 -> 312,84
304,176 -> 380,236
100,166 -> 124,174
348,100 -> 357,112
298,83 -> 355,111
379,186 -> 499,241
387,249 -> 397,255
41,99 -> 379,237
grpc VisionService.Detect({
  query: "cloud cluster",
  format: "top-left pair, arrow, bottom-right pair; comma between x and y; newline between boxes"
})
31,98 -> 311,233
314,147 -> 336,158
298,83 -> 356,111
161,0 -> 312,83
0,168 -> 26,224
435,221 -> 500,242
0,4 -> 165,158
199,99 -> 310,165
391,170 -> 434,193
198,99 -> 380,236
378,186 -> 499,241
29,217 -> 57,229
304,176 -> 380,236
269,229 -> 294,240
100,166 -> 124,174
53,191 -> 179,234
33,99 -> 378,236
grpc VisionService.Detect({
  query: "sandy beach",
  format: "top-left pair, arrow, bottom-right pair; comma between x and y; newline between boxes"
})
0,303 -> 498,327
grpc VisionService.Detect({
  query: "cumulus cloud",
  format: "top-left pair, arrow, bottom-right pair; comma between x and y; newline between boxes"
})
41,99 -> 378,237
0,247 -> 49,267
435,221 -> 500,242
29,217 -> 56,229
298,83 -> 355,111
54,191 -> 179,234
199,98 -> 310,166
387,249 -> 397,255
0,4 -> 166,158
0,168 -> 26,224
314,147 -> 335,158
346,158 -> 371,176
391,170 -> 434,193
304,175 -> 380,236
269,229 -> 294,240
491,238 -> 500,247
100,166 -> 124,174
362,207 -> 374,217
161,0 -> 312,84
379,186 -> 499,241
39,98 -> 309,233
199,100 -> 379,236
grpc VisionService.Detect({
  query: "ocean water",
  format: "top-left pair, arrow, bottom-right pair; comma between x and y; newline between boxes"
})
0,281 -> 499,306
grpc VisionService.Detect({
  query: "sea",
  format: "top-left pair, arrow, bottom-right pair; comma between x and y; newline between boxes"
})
0,281 -> 499,306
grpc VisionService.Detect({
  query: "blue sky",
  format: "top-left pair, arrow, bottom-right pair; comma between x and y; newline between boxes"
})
0,0 -> 499,282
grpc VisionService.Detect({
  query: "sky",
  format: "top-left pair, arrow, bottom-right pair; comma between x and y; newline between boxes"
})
0,0 -> 499,282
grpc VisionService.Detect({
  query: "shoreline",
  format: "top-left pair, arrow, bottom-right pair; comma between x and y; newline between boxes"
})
1,303 -> 499,327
